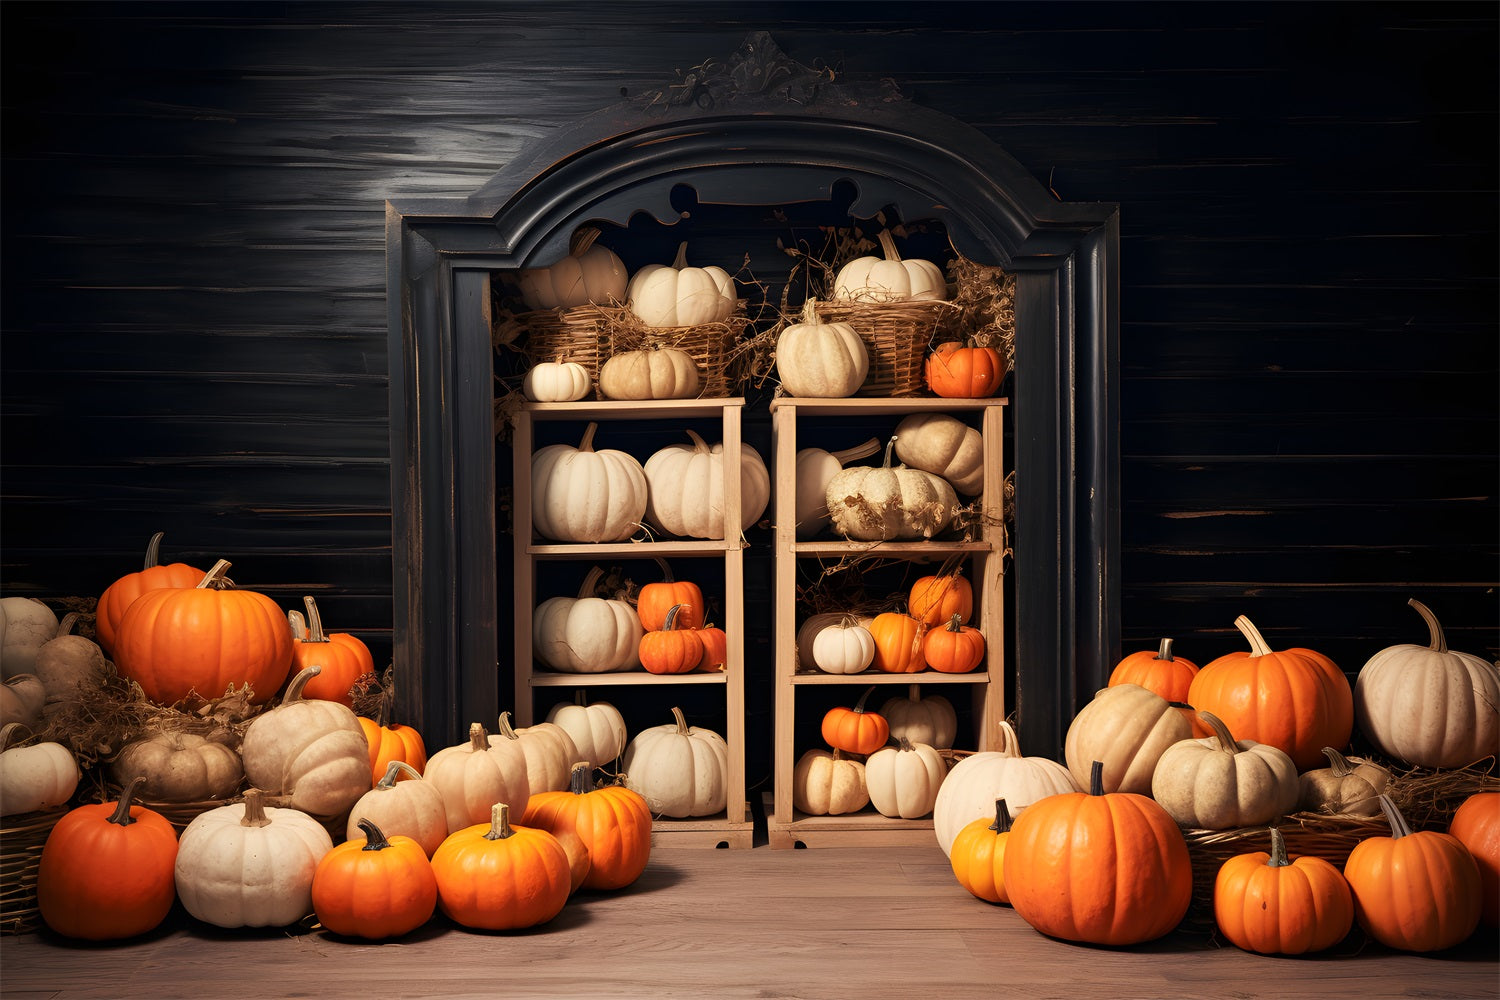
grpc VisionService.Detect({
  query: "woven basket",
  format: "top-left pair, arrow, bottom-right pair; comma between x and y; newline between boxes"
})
809,298 -> 951,397
515,305 -> 610,388
0,807 -> 67,935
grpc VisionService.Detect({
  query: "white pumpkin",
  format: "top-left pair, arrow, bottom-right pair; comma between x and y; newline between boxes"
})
174,789 -> 333,928
423,722 -> 532,833
892,413 -> 986,496
1354,598 -> 1500,769
866,738 -> 947,819
832,231 -> 947,303
0,597 -> 58,680
0,722 -> 79,816
792,438 -> 881,538
932,720 -> 1080,857
622,706 -> 728,818
517,231 -> 628,310
643,430 -> 771,539
825,436 -> 960,541
346,760 -> 448,857
1062,683 -> 1192,796
811,617 -> 876,675
625,242 -> 737,327
792,748 -> 868,816
879,684 -> 958,749
533,566 -> 643,674
531,422 -> 648,543
523,359 -> 592,402
0,674 -> 46,731
495,711 -> 580,794
239,666 -> 371,818
1151,711 -> 1301,830
795,613 -> 847,672
544,694 -> 628,769
598,347 -> 702,401
776,304 -> 869,397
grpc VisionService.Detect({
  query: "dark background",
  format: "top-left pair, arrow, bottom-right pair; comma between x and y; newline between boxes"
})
3,2 -> 1495,781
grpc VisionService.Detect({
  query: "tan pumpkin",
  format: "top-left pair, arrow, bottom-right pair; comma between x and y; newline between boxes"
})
866,738 -> 946,819
0,597 -> 58,680
532,566 -> 643,674
423,722 -> 531,833
1298,746 -> 1391,817
892,413 -> 986,495
775,302 -> 869,398
832,230 -> 947,303
110,730 -> 243,803
31,613 -> 108,716
1152,711 -> 1301,830
643,430 -> 771,539
622,706 -> 728,818
345,760 -> 448,858
1354,598 -> 1500,769
598,347 -> 702,400
495,711 -> 580,794
239,665 -> 371,818
879,684 -> 958,749
825,436 -> 959,541
0,674 -> 46,731
517,229 -> 627,310
1063,684 -> 1193,796
792,438 -> 881,538
792,748 -> 869,816
625,241 -> 737,327
530,422 -> 648,543
544,693 -> 628,769
0,722 -> 79,816
933,720 -> 1081,857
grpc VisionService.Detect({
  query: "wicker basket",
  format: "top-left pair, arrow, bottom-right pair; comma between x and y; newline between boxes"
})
0,807 -> 66,935
809,298 -> 951,397
514,305 -> 610,388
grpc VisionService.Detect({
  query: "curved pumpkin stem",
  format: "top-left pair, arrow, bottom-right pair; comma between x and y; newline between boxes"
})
109,775 -> 148,827
357,817 -> 394,851
1266,827 -> 1291,868
568,761 -> 593,796
568,226 -> 601,257
576,422 -> 600,454
142,530 -> 167,570
653,557 -> 677,584
831,438 -> 883,465
1375,794 -> 1413,839
1232,615 -> 1274,657
945,613 -> 965,634
1197,711 -> 1240,754
880,436 -> 898,470
482,802 -> 516,841
991,798 -> 1013,835
495,712 -> 522,741
1155,637 -> 1176,661
994,720 -> 1022,759
195,559 -> 235,591
682,429 -> 711,454
287,609 -> 307,640
851,685 -> 878,714
466,722 -> 490,753
668,705 -> 690,735
670,241 -> 691,270
877,230 -> 902,263
1320,746 -> 1360,778
661,605 -> 684,632
302,596 -> 331,643
577,566 -> 606,600
1407,598 -> 1449,654
0,722 -> 33,752
283,665 -> 321,704
375,760 -> 423,789
241,789 -> 272,828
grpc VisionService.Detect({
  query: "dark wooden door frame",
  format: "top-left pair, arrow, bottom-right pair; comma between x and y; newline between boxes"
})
387,64 -> 1119,758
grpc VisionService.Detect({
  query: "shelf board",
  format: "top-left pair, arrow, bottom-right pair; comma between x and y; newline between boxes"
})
528,539 -> 739,557
792,540 -> 993,558
765,798 -> 937,849
529,670 -> 729,687
790,671 -> 989,685
769,396 -> 1007,416
520,398 -> 745,419
649,813 -> 755,849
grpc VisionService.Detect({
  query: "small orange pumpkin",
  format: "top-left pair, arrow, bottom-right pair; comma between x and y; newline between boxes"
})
923,613 -> 985,674
431,802 -> 570,931
1449,791 -> 1500,927
639,605 -> 701,675
521,762 -> 652,891
1213,826 -> 1353,955
94,532 -> 206,658
950,798 -> 1014,905
287,597 -> 374,707
636,558 -> 703,631
311,817 -> 437,939
820,685 -> 890,756
357,717 -> 427,783
907,570 -> 972,626
695,622 -> 728,672
925,342 -> 1006,398
1108,638 -> 1199,703
868,612 -> 927,674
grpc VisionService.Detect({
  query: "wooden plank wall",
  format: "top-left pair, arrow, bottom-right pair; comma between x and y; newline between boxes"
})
3,2 -> 1495,773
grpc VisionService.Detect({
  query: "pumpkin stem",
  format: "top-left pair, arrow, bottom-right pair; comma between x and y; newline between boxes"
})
376,760 -> 423,789
851,685 -> 878,714
195,559 -> 235,591
669,705 -> 690,735
0,722 -> 32,752
669,241 -> 692,270
108,775 -> 148,827
830,438 -> 883,465
653,557 -> 676,584
945,613 -> 964,634
283,665 -> 321,703
54,612 -> 82,639
568,226 -> 601,257
142,531 -> 167,570
880,436 -> 898,469
1407,598 -> 1449,654
302,596 -> 329,643
895,736 -> 913,752
577,422 -> 600,454
568,761 -> 593,796
1320,746 -> 1358,778
906,684 -> 922,702
1266,827 -> 1291,868
483,802 -> 516,841
682,429 -> 711,454
877,230 -> 902,263
287,609 -> 307,640
357,817 -> 394,851
1088,759 -> 1105,797
1155,637 -> 1176,661
578,566 -> 606,600
1198,711 -> 1240,754
662,605 -> 684,631
1232,615 -> 1274,657
990,798 -> 1013,834
240,789 -> 272,828
467,722 -> 490,752
994,720 -> 1021,759
1375,794 -> 1413,839
496,711 -> 520,740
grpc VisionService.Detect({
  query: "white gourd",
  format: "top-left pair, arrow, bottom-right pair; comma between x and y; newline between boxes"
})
811,618 -> 876,675
1151,711 -> 1301,830
832,231 -> 947,303
643,430 -> 770,539
0,598 -> 59,680
533,566 -> 643,674
530,422 -> 648,543
892,413 -> 986,495
625,242 -> 737,327
544,694 -> 628,769
880,685 -> 958,749
776,303 -> 869,397
523,360 -> 592,402
345,760 -> 448,857
0,723 -> 80,816
239,666 -> 371,818
517,231 -> 628,311
932,720 -> 1080,857
598,347 -> 701,401
792,748 -> 868,816
495,711 -> 580,794
423,722 -> 532,834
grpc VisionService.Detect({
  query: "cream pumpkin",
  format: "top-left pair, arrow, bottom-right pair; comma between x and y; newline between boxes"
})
0,722 -> 79,816
811,617 -> 876,675
530,422 -> 648,543
892,413 -> 986,495
622,706 -> 728,818
544,693 -> 628,769
0,674 -> 46,731
643,430 -> 770,539
795,613 -> 850,672
517,231 -> 627,311
523,359 -> 592,402
776,304 -> 869,398
110,731 -> 243,803
31,613 -> 108,717
1151,711 -> 1301,830
598,347 -> 702,401
792,748 -> 869,816
1062,683 -> 1193,796
345,760 -> 448,858
825,436 -> 959,541
239,666 -> 371,818
496,711 -> 580,794
833,231 -> 947,303
625,242 -> 737,327
792,438 -> 881,538
933,720 -> 1080,857
532,566 -> 643,674
1298,746 -> 1391,818
0,598 -> 58,680
423,722 -> 532,834
880,684 -> 958,750
866,738 -> 946,819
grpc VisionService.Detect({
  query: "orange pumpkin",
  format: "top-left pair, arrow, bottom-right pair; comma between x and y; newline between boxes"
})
1003,760 -> 1193,946
1108,637 -> 1199,703
522,762 -> 653,891
820,685 -> 890,756
639,605 -> 701,675
1344,795 -> 1482,952
924,342 -> 1006,398
868,612 -> 927,674
1449,791 -> 1500,927
1213,826 -> 1353,955
358,717 -> 428,783
636,559 -> 703,631
950,798 -> 1014,905
311,818 -> 437,939
287,597 -> 374,707
112,559 -> 293,706
1187,615 -> 1353,770
36,777 -> 179,940
431,802 -> 570,931
695,622 -> 728,672
94,532 -> 205,658
907,570 -> 972,626
923,614 -> 985,674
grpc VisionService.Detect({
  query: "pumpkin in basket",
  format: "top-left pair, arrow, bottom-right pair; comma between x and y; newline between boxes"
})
112,560 -> 293,706
0,597 -> 58,680
110,730 -> 243,803
820,686 -> 890,756
533,566 -> 643,674
792,438 -> 882,538
517,230 -> 627,311
1448,791 -> 1500,927
880,684 -> 957,750
1354,598 -> 1500,770
643,430 -> 771,539
32,613 -> 108,716
833,231 -> 947,303
312,817 -> 437,940
933,720 -> 1079,857
950,799 -> 1015,905
286,597 -> 375,708
36,777 -> 179,940
625,241 -> 737,327
530,422 -> 648,544
431,802 -> 570,931
892,413 -> 985,496
776,305 -> 869,398
1297,746 -> 1390,817
1063,683 -> 1192,796
1213,826 -> 1353,955
94,532 -> 205,658
599,346 -> 702,400
346,761 -> 448,858
1151,711 -> 1300,830
239,665 -> 372,818
423,722 -> 531,834
925,341 -> 1005,398
622,706 -> 728,818
523,358 -> 592,402
0,722 -> 80,816
522,761 -> 653,891
826,436 -> 960,541
0,673 -> 45,731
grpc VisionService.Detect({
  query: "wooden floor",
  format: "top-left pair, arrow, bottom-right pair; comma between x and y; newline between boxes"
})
2,844 -> 1496,1000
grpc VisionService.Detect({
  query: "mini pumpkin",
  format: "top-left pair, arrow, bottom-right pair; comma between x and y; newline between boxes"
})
0,721 -> 80,816
820,686 -> 890,756
1107,637 -> 1199,705
312,817 -> 437,939
811,616 -> 876,675
925,341 -> 1005,398
638,605 -> 702,675
635,558 -> 703,631
1213,826 -> 1354,955
792,748 -> 869,816
907,569 -> 972,627
625,241 -> 737,327
1297,746 -> 1390,817
868,611 -> 927,675
923,613 -> 985,674
598,346 -> 702,400
357,717 -> 428,784
286,597 -> 374,708
950,799 -> 1014,905
431,802 -> 570,931
345,760 -> 448,858
523,358 -> 592,402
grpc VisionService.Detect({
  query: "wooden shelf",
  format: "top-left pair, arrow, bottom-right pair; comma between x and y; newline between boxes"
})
527,540 -> 739,557
764,793 -> 937,849
529,671 -> 729,687
790,671 -> 988,686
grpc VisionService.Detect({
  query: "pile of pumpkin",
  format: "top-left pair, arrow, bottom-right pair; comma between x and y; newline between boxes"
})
932,601 -> 1499,954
